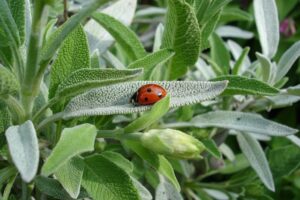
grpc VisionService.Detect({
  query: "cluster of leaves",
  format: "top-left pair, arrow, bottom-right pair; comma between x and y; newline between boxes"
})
0,0 -> 300,199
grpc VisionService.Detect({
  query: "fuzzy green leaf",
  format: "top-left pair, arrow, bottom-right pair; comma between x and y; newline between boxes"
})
287,84 -> 300,96
85,0 -> 137,53
101,151 -> 133,173
128,48 -> 175,79
41,124 -> 97,176
0,101 -> 11,133
254,0 -> 279,58
256,53 -> 271,83
82,155 -> 140,200
189,111 -> 297,137
5,121 -> 39,182
0,0 -> 20,46
212,75 -> 279,96
40,0 -> 108,64
209,33 -> 230,74
202,139 -> 222,159
0,67 -> 19,97
63,81 -> 227,118
7,0 -> 25,45
49,25 -> 90,99
162,0 -> 201,80
55,156 -> 84,199
124,95 -> 170,133
233,47 -> 250,75
56,68 -> 143,98
237,132 -> 275,191
92,12 -> 146,61
155,175 -> 183,200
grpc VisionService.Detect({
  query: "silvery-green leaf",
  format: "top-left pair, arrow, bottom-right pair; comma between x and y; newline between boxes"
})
155,175 -> 183,200
56,68 -> 143,98
5,121 -> 39,182
153,23 -> 164,52
131,177 -> 153,200
165,111 -> 298,136
287,84 -> 300,96
237,132 -> 275,191
268,94 -> 300,107
256,53 -> 271,83
227,40 -> 251,74
232,47 -> 250,75
216,25 -> 254,39
135,7 -> 166,18
276,41 -> 300,81
287,135 -> 300,148
55,156 -> 84,199
24,0 -> 31,47
90,49 -> 101,68
162,0 -> 201,80
219,143 -> 235,161
221,7 -> 253,23
92,12 -> 146,61
0,66 -> 19,97
84,0 -> 137,53
102,51 -> 126,69
254,0 -> 279,58
203,189 -> 229,200
63,81 -> 227,119
49,25 -> 90,99
42,124 -> 97,176
7,0 -> 25,45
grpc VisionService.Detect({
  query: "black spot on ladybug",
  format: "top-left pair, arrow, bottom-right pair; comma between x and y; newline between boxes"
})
147,88 -> 152,92
144,97 -> 148,101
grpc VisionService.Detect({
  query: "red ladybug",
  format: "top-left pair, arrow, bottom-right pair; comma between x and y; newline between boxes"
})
131,84 -> 167,105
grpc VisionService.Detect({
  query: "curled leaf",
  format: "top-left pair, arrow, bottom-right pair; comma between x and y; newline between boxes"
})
63,81 -> 228,119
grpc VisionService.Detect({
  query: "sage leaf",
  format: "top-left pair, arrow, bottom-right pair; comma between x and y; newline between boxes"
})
202,139 -> 221,159
276,41 -> 300,81
232,47 -> 250,75
82,155 -> 140,200
209,33 -> 230,74
101,151 -> 133,173
0,102 -> 11,133
227,40 -> 251,74
256,53 -> 271,83
254,0 -> 279,58
237,132 -> 275,191
216,26 -> 254,39
0,166 -> 17,187
56,68 -> 143,98
41,0 -> 108,64
162,0 -> 201,79
287,84 -> 300,96
0,0 -> 20,46
5,121 -> 39,182
287,135 -> 300,148
212,75 -> 279,96
128,48 -> 175,79
131,177 -> 152,200
55,156 -> 84,199
63,81 -> 227,118
155,175 -> 183,200
49,25 -> 90,99
7,0 -> 25,45
85,0 -> 137,53
92,12 -> 146,61
189,111 -> 297,136
124,95 -> 170,133
35,176 -> 74,200
0,67 -> 19,97
41,124 -> 97,176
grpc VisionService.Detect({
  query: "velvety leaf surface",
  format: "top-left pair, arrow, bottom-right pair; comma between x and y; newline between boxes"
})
7,0 -> 25,45
63,81 -> 227,118
0,67 -> 19,97
101,151 -> 133,173
56,68 -> 143,98
82,155 -> 140,200
42,124 -> 97,176
49,25 -> 90,99
0,101 -> 10,133
5,121 -> 39,182
212,75 -> 279,96
162,0 -> 201,79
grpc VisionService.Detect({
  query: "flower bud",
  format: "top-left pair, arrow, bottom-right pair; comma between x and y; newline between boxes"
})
141,129 -> 205,159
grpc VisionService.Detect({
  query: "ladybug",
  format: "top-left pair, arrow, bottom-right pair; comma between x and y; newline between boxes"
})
131,84 -> 167,106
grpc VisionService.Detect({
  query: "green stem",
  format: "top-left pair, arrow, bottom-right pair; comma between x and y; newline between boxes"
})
32,97 -> 58,123
97,130 -> 142,141
22,181 -> 28,200
2,95 -> 26,123
21,1 -> 46,119
37,112 -> 64,132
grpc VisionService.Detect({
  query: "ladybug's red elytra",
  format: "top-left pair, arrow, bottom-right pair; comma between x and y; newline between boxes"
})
131,84 -> 167,106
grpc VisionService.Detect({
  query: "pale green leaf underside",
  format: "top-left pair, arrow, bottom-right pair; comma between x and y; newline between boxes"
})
49,25 -> 90,99
155,175 -> 183,200
56,68 -> 143,98
92,12 -> 146,61
82,155 -> 140,200
55,156 -> 84,199
63,81 -> 228,119
237,132 -> 275,191
41,124 -> 97,176
190,111 -> 297,136
5,120 -> 39,182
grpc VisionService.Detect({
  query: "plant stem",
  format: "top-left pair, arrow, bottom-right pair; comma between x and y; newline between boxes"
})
37,112 -> 64,132
64,0 -> 68,21
32,97 -> 58,123
22,181 -> 28,200
21,0 -> 46,119
97,130 -> 142,141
